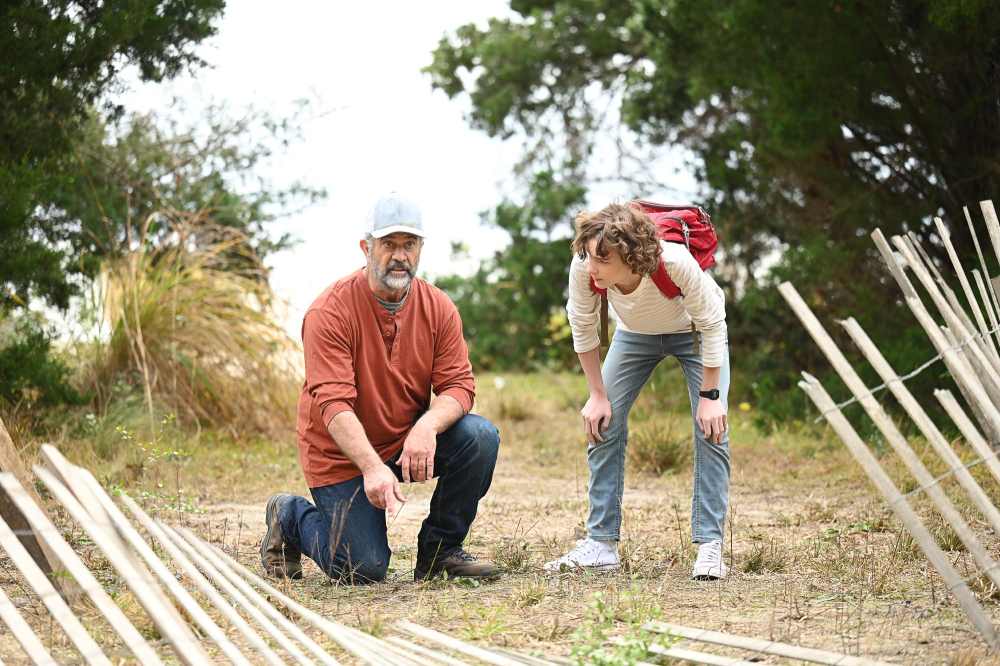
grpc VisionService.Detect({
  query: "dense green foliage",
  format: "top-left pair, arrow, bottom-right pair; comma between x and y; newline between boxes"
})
428,0 -> 999,423
1,0 -> 225,310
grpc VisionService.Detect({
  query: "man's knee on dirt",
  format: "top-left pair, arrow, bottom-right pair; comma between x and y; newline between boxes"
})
324,548 -> 390,584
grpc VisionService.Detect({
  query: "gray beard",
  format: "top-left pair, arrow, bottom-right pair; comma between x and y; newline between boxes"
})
372,261 -> 417,293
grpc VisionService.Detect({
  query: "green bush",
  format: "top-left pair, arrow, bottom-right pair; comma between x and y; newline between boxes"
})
0,313 -> 84,408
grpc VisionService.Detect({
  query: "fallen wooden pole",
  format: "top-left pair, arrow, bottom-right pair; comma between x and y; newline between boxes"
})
154,521 -> 317,665
396,621 -> 529,666
780,282 -> 1000,590
647,620 -> 893,666
33,466 -> 208,666
117,494 -> 286,666
840,317 -> 1000,533
201,536 -> 415,666
796,374 -> 1000,650
0,579 -> 58,665
0,473 -> 164,665
173,526 -> 341,666
0,515 -> 110,665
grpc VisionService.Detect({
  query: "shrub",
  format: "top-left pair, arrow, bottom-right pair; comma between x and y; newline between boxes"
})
627,418 -> 691,475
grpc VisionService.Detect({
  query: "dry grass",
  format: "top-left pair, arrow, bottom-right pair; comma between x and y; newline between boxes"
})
6,371 -> 1000,664
80,217 -> 300,439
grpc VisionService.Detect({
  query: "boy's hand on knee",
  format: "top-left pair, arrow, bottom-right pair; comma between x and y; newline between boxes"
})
581,394 -> 612,443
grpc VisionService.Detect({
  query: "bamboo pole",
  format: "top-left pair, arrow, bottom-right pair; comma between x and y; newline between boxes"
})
647,620 -> 894,666
0,580 -> 58,665
33,466 -> 208,666
0,516 -> 110,665
397,621 -> 528,666
200,535 -> 414,666
117,494 -> 286,666
840,317 -> 1000,532
935,390 -> 1000,486
57,460 -> 250,666
780,282 -> 1000,588
153,522 -> 317,666
965,206 -> 1000,351
871,230 -> 1000,444
933,217 -> 1000,363
172,526 -> 340,666
0,474 -> 163,665
797,374 -> 999,649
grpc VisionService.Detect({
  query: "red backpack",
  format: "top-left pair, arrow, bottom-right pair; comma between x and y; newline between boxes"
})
588,200 -> 718,345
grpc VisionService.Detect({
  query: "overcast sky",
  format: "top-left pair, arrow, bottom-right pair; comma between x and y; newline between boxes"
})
120,2 -> 696,338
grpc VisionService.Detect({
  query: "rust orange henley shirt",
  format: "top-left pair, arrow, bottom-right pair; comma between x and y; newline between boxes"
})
296,269 -> 476,488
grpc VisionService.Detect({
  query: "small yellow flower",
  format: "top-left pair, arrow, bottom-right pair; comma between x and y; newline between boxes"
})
738,402 -> 751,412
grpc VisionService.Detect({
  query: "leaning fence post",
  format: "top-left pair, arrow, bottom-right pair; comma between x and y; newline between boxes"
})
797,373 -> 999,650
779,282 -> 1000,588
840,317 -> 1000,533
935,389 -> 1000,488
965,205 -> 1000,350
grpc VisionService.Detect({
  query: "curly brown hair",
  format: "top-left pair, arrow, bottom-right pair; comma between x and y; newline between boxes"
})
571,203 -> 662,275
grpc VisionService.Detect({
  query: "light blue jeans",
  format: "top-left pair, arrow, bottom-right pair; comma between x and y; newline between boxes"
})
587,330 -> 730,544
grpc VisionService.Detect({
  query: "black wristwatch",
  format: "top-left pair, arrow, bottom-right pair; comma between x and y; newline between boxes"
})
699,388 -> 720,400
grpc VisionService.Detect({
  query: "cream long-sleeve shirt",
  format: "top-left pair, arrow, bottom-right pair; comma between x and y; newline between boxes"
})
566,240 -> 728,367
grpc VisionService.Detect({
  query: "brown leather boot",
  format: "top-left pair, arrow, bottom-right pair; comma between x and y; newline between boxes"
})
414,547 -> 500,581
260,494 -> 303,579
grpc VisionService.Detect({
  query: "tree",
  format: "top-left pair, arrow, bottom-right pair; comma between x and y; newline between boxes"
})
428,0 -> 999,422
1,0 -> 226,309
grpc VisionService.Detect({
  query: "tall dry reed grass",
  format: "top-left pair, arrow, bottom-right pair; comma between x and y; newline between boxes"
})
82,216 -> 300,439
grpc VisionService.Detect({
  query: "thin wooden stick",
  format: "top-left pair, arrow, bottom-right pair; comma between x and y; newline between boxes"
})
33,466 -> 207,665
199,536 -> 413,666
0,515 -> 110,665
62,463 -> 250,666
639,641 -> 757,666
0,580 -> 58,665
117,495 -> 286,666
384,638 -> 470,666
972,269 -> 1000,346
935,389 -> 1000,486
906,231 -> 984,344
397,621 -> 529,666
779,282 -> 1000,590
933,217 -> 1000,362
894,236 -> 1000,388
871,229 -> 1000,443
154,522 -> 317,666
796,374 -> 999,649
965,206 -> 1000,351
647,620 -> 893,666
840,317 -> 1000,532
0,473 -> 164,665
172,526 -> 340,666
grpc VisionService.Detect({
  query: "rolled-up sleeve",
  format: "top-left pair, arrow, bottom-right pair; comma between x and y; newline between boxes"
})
666,248 -> 728,367
432,305 -> 475,412
567,255 -> 602,354
301,307 -> 357,426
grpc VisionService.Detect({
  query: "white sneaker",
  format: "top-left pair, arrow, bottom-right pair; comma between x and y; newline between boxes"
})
543,538 -> 620,573
692,540 -> 727,580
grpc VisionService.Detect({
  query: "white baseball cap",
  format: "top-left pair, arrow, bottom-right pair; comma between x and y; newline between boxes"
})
367,192 -> 426,238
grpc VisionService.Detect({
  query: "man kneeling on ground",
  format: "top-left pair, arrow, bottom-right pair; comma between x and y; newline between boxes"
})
260,192 -> 501,584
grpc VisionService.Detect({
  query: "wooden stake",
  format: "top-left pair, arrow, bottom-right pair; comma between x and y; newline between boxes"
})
972,270 -> 1000,349
934,390 -> 1000,485
840,317 -> 1000,533
0,419 -> 77,600
933,217 -> 1000,363
61,461 -> 250,666
647,620 -> 894,666
117,494 -> 285,666
32,466 -> 207,666
0,473 -> 163,665
871,229 -> 1000,444
200,535 -> 413,665
779,283 -> 1000,590
0,579 -> 58,665
0,515 -> 110,665
154,522 -> 318,666
172,526 -> 340,666
964,206 -> 1000,351
797,374 -> 999,649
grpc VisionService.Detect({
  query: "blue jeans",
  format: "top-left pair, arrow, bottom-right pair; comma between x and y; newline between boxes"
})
588,330 -> 731,544
279,414 -> 500,584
